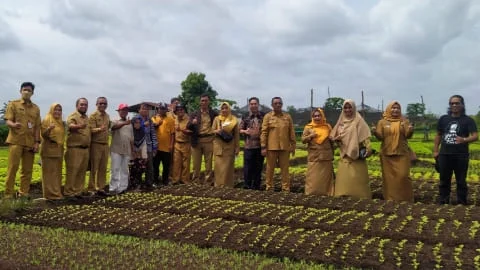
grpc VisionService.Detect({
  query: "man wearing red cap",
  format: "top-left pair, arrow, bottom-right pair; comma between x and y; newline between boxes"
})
109,103 -> 133,194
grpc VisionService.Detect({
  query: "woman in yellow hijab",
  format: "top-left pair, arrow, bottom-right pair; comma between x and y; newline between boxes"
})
330,99 -> 372,199
40,103 -> 65,200
302,108 -> 334,195
373,101 -> 414,202
212,102 -> 240,187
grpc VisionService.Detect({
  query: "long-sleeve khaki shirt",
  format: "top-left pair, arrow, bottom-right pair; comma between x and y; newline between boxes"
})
374,119 -> 413,156
260,111 -> 296,151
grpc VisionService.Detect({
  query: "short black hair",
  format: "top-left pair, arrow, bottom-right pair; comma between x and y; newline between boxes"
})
271,97 -> 282,104
20,82 -> 35,91
174,104 -> 187,113
96,97 -> 107,104
170,97 -> 180,103
76,97 -> 88,106
249,97 -> 259,103
200,94 -> 210,99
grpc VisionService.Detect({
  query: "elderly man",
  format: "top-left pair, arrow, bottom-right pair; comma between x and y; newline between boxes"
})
260,97 -> 296,192
109,103 -> 133,194
87,97 -> 111,196
4,82 -> 41,199
64,98 -> 91,199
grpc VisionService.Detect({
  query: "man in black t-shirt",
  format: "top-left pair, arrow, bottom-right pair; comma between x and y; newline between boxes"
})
433,95 -> 478,205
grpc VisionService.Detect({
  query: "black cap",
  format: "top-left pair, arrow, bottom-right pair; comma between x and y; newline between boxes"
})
174,103 -> 186,113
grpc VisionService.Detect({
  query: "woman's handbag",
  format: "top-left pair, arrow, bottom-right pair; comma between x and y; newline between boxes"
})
217,130 -> 233,142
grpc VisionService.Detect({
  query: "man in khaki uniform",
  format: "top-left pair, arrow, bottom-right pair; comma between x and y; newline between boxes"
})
172,104 -> 193,184
189,94 -> 218,185
261,97 -> 296,191
4,82 -> 41,199
88,97 -> 111,196
64,98 -> 91,198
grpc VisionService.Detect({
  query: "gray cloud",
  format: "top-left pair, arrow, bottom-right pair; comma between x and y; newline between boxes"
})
1,0 -> 479,117
0,17 -> 21,51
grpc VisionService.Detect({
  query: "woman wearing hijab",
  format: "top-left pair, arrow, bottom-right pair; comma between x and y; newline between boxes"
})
330,99 -> 372,199
301,108 -> 334,195
129,116 -> 147,189
40,103 -> 65,200
212,102 -> 240,187
373,101 -> 414,202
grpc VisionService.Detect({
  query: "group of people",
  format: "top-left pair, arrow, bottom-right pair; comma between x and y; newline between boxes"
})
3,82 -> 478,205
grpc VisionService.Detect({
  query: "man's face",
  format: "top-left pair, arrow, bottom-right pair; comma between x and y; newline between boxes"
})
97,98 -> 108,113
200,96 -> 209,109
139,105 -> 149,117
77,99 -> 88,114
118,109 -> 128,119
158,107 -> 167,116
20,86 -> 33,100
249,99 -> 259,113
272,98 -> 283,112
449,97 -> 463,114
176,108 -> 185,118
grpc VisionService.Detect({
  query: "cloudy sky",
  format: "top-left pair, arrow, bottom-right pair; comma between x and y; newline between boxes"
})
1,0 -> 479,117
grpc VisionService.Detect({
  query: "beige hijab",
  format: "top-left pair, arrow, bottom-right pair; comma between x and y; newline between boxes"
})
330,99 -> 371,159
41,103 -> 65,145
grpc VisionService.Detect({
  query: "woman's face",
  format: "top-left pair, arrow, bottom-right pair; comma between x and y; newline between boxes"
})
221,104 -> 229,116
343,103 -> 353,118
53,105 -> 62,119
133,119 -> 141,129
312,112 -> 322,123
391,104 -> 401,118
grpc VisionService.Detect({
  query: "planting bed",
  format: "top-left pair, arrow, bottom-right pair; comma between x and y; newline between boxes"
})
13,186 -> 480,269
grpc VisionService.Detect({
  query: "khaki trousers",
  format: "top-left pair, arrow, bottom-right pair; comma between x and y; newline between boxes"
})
64,147 -> 89,196
172,142 -> 191,184
265,150 -> 290,191
41,156 -> 63,199
5,144 -> 35,197
88,143 -> 109,191
191,139 -> 213,184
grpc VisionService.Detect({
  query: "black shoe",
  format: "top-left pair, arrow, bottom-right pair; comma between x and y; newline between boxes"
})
96,190 -> 108,197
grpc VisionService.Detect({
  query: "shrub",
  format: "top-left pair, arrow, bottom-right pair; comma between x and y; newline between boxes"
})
0,125 -> 8,145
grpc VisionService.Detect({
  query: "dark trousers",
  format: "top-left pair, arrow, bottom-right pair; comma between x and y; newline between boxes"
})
153,150 -> 172,185
128,152 -> 154,189
243,148 -> 264,190
438,154 -> 469,204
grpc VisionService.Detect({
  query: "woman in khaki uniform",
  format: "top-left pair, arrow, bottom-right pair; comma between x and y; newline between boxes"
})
40,103 -> 65,200
212,102 -> 240,188
302,108 -> 334,195
373,101 -> 414,202
330,100 -> 372,199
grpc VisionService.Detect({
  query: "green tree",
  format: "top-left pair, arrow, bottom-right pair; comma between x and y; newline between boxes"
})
406,103 -> 426,119
286,105 -> 296,115
324,97 -> 344,111
0,102 -> 7,120
180,72 -> 218,112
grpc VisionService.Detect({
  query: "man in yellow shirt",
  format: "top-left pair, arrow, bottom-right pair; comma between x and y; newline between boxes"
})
4,82 -> 41,199
88,97 -> 111,196
151,103 -> 175,186
261,97 -> 296,191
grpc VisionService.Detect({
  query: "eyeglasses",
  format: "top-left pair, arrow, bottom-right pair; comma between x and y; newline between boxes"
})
98,103 -> 107,105
449,102 -> 461,106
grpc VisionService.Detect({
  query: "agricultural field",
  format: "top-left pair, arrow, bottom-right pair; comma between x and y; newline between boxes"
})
1,132 -> 480,269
